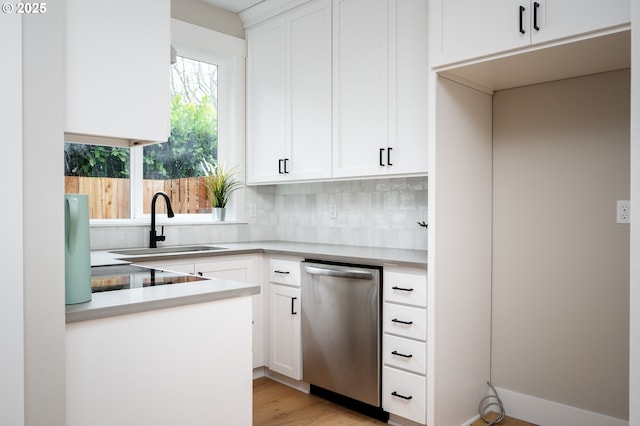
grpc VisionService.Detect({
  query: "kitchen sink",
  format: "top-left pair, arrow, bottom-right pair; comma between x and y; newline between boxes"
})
109,245 -> 227,256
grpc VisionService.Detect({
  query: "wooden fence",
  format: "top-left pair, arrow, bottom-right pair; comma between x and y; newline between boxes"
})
64,176 -> 212,219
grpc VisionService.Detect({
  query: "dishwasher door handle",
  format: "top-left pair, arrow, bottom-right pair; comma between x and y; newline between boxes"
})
303,265 -> 373,280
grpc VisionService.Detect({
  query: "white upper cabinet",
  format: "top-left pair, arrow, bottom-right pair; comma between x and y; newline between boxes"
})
247,0 -> 332,184
431,0 -> 630,68
246,18 -> 287,183
332,0 -> 428,178
387,0 -> 429,176
332,0 -> 388,178
65,0 -> 171,145
246,0 -> 427,183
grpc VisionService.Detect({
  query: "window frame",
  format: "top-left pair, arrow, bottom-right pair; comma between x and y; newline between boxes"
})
90,19 -> 247,226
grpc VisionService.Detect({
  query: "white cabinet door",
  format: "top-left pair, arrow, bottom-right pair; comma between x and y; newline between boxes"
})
431,0 -> 529,67
246,0 -> 332,184
247,18 -> 287,183
195,256 -> 264,370
269,284 -> 302,379
332,0 -> 389,178
431,0 -> 630,67
387,0 -> 428,175
286,0 -> 332,181
65,0 -> 170,143
529,0 -> 629,45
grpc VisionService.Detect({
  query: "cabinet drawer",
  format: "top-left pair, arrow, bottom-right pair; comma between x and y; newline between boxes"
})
382,366 -> 426,424
383,334 -> 426,375
383,303 -> 426,341
269,259 -> 301,286
384,270 -> 426,307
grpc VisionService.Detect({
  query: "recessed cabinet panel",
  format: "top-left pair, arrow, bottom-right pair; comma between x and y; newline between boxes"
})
332,0 -> 388,178
287,0 -> 333,181
388,0 -> 429,175
269,284 -> 302,379
246,18 -> 287,183
65,0 -> 170,143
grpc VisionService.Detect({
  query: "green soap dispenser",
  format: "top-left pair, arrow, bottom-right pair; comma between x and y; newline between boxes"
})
65,194 -> 92,304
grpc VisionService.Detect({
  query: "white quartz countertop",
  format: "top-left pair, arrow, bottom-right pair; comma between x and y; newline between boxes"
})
71,241 -> 426,324
92,240 -> 427,268
66,276 -> 259,323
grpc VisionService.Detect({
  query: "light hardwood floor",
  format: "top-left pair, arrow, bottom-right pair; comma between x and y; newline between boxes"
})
253,377 -> 536,426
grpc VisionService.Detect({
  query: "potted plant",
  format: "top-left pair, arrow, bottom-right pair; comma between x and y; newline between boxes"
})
201,160 -> 243,221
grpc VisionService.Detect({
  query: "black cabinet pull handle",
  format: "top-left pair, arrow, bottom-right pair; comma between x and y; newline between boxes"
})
291,297 -> 297,315
387,147 -> 392,166
392,318 -> 413,325
278,159 -> 284,174
392,286 -> 414,292
379,148 -> 385,166
519,5 -> 525,34
274,270 -> 290,275
284,158 -> 290,174
392,350 -> 413,358
391,391 -> 413,400
533,1 -> 540,31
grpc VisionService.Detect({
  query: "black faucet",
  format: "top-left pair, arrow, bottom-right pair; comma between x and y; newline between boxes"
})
150,191 -> 175,248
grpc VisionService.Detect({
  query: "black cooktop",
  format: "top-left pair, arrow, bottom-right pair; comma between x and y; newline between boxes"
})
91,264 -> 208,293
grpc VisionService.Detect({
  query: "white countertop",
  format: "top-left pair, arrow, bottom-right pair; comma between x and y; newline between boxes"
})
69,241 -> 426,324
92,240 -> 427,268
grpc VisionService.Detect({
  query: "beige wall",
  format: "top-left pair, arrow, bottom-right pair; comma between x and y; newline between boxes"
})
492,69 -> 630,419
171,0 -> 245,38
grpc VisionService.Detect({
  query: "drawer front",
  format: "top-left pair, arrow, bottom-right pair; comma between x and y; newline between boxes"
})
382,366 -> 426,424
383,334 -> 426,375
384,270 -> 427,307
383,303 -> 427,341
269,259 -> 301,286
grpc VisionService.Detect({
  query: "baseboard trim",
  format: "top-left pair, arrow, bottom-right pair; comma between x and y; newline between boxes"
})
495,387 -> 628,426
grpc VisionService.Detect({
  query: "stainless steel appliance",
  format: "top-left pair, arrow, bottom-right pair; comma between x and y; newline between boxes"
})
301,260 -> 384,414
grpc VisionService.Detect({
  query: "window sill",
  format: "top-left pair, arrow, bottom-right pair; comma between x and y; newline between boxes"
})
90,217 -> 249,227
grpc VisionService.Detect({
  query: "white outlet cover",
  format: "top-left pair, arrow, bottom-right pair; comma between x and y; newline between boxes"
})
617,200 -> 630,224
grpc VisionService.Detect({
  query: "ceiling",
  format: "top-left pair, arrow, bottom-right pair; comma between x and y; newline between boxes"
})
201,0 -> 264,13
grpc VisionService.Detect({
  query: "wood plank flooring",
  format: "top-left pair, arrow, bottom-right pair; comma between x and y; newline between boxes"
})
253,377 -> 384,425
253,377 -> 537,426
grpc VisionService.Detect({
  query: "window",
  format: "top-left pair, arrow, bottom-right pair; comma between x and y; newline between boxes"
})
64,22 -> 245,222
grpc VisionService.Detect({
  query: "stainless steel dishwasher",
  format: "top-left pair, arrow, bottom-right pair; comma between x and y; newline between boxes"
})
301,260 -> 384,416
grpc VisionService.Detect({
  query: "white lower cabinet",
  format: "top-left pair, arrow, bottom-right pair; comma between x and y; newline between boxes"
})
137,254 -> 264,368
269,284 -> 302,379
383,366 -> 427,423
382,266 -> 427,425
267,257 -> 303,379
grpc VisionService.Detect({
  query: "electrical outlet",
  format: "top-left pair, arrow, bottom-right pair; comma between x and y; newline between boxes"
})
329,203 -> 337,219
617,200 -> 630,224
248,203 -> 257,218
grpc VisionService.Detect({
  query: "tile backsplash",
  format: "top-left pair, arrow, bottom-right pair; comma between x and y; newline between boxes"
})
247,176 -> 427,250
91,176 -> 427,251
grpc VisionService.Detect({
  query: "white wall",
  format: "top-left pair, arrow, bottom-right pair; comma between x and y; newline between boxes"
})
492,69 -> 630,421
630,3 -> 640,424
0,12 -> 24,426
22,9 -> 66,426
